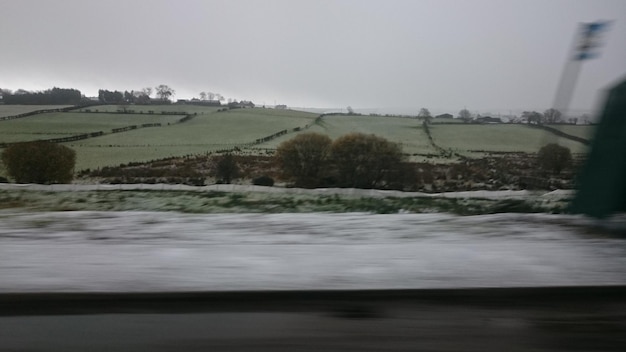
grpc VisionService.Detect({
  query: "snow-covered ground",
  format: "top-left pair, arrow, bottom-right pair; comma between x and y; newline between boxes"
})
0,183 -> 574,200
1,211 -> 624,293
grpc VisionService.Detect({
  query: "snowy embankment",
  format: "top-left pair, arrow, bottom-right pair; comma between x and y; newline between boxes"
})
0,183 -> 574,200
1,211 -> 624,293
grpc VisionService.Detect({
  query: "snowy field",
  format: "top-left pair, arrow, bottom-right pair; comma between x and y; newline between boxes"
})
1,211 -> 624,293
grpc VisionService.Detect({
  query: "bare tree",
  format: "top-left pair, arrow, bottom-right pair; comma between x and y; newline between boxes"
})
418,108 -> 432,124
581,113 -> 591,124
522,111 -> 543,124
154,84 -> 175,102
133,90 -> 151,104
207,92 -> 215,101
199,92 -> 207,100
142,87 -> 152,97
458,109 -> 472,122
543,108 -> 562,124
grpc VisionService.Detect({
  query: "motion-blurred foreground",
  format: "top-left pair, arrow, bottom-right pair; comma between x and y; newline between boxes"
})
1,211 -> 625,351
1,212 -> 624,292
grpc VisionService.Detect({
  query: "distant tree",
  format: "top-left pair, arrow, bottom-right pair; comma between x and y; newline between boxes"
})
214,153 -> 240,184
346,106 -> 355,115
508,115 -> 521,123
537,143 -> 572,175
522,111 -> 543,124
98,89 -> 124,104
418,108 -> 432,124
142,87 -> 153,98
199,92 -> 207,100
581,113 -> 591,124
155,84 -> 175,102
275,132 -> 332,188
458,109 -> 472,122
133,90 -> 151,105
331,133 -> 405,189
3,87 -> 81,105
207,92 -> 216,101
2,141 -> 76,184
543,108 -> 562,124
123,91 -> 134,104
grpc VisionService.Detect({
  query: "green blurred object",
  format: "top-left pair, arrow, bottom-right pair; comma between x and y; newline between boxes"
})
571,78 -> 626,218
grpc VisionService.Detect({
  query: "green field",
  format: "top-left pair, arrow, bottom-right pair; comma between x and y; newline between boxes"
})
0,105 -> 591,177
428,124 -> 589,154
256,115 -> 438,157
0,105 -> 73,118
0,112 -> 183,144
430,117 -> 465,124
547,124 -> 596,140
77,104 -> 223,114
65,108 -> 318,171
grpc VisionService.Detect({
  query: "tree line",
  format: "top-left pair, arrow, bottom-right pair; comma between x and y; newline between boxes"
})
1,87 -> 82,105
98,85 -> 174,104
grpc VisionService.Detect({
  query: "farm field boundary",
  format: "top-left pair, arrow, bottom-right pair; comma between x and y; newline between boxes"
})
0,105 -> 78,121
524,124 -> 590,145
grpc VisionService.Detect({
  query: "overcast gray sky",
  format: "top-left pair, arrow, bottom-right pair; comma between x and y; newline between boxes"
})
1,0 -> 625,115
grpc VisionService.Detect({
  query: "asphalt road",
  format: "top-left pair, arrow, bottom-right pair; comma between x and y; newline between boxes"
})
1,286 -> 625,351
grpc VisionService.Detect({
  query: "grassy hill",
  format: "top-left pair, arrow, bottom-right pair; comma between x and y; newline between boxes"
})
0,105 -> 591,178
254,115 -> 438,157
66,108 -> 317,171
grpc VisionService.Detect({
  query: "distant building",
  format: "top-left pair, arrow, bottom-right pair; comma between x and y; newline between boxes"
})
476,116 -> 502,124
435,113 -> 453,119
275,104 -> 287,109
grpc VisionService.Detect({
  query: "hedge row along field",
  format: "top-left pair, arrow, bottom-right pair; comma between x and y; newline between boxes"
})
0,112 -> 182,140
0,105 -> 593,177
0,105 -> 74,118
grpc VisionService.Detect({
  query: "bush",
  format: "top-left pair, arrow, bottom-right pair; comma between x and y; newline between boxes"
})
1,141 -> 76,184
331,133 -> 405,189
537,143 -> 572,174
214,153 -> 240,184
253,175 -> 274,186
275,132 -> 332,188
